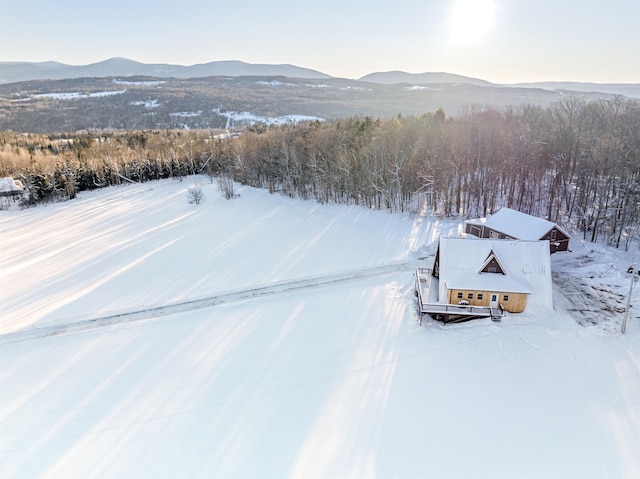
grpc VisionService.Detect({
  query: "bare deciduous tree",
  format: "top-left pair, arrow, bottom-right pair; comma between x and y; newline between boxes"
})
217,173 -> 235,200
187,186 -> 204,204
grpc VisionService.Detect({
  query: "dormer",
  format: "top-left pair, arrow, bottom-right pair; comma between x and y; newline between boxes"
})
479,250 -> 506,275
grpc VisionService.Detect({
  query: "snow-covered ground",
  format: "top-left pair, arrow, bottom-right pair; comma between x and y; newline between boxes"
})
212,108 -> 323,128
113,79 -> 165,87
169,111 -> 202,118
31,90 -> 127,100
130,99 -> 160,108
1,177 -> 639,478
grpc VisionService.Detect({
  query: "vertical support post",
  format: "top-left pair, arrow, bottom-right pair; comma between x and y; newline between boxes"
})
622,263 -> 636,334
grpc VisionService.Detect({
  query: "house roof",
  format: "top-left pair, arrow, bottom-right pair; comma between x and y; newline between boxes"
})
465,207 -> 570,240
436,236 -> 553,309
0,177 -> 23,193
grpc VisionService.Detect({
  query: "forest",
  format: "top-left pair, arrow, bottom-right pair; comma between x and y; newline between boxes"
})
1,96 -> 639,250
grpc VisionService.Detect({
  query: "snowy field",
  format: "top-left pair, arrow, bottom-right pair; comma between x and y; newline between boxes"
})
1,177 -> 639,478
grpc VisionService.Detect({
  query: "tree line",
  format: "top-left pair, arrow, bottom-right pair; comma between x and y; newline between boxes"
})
1,96 -> 639,250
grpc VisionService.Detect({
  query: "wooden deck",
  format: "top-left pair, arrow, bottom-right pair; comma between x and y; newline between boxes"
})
415,268 -> 503,323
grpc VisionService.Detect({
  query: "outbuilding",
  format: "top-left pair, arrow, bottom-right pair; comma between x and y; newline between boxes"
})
0,177 -> 25,208
464,207 -> 570,253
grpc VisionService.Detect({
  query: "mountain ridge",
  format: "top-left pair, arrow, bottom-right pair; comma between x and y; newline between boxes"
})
358,70 -> 494,87
0,57 -> 333,83
1,58 -> 638,98
2,59 -> 639,133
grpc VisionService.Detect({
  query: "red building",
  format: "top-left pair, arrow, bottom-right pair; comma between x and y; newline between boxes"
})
465,207 -> 570,254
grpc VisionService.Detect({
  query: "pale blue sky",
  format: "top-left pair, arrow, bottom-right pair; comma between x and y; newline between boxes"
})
1,0 -> 638,83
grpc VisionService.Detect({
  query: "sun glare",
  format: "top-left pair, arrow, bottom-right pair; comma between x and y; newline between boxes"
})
448,0 -> 496,48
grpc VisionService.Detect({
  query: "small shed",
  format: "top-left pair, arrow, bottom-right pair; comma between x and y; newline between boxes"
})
465,207 -> 570,253
0,177 -> 25,207
433,236 -> 553,313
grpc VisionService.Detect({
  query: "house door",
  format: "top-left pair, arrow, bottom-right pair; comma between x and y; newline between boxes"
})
490,294 -> 499,309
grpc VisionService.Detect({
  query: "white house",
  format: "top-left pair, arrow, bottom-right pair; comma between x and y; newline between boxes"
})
433,236 -> 553,313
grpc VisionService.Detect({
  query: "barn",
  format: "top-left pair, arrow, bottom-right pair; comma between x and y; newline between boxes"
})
432,236 -> 553,314
464,207 -> 570,253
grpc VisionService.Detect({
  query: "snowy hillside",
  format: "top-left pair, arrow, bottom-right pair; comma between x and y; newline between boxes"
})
1,178 -> 639,478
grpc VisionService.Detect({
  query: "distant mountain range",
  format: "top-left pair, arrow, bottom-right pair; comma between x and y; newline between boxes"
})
1,57 -> 638,98
511,81 -> 640,98
1,58 -> 639,133
0,57 -> 332,84
358,71 -> 493,87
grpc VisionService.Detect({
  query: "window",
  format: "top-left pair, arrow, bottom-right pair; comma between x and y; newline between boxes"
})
457,292 -> 463,299
503,295 -> 509,301
477,293 -> 483,300
467,293 -> 474,299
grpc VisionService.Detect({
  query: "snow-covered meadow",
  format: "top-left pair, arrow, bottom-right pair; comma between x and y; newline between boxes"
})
31,90 -> 127,100
1,177 -> 639,478
211,108 -> 323,128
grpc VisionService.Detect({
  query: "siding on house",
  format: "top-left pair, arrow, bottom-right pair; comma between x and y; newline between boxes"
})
447,289 -> 527,313
540,227 -> 570,253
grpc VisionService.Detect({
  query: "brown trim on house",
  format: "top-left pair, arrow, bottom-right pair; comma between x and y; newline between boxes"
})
479,250 -> 506,274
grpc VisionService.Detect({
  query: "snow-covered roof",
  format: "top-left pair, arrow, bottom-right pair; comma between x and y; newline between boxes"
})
466,207 -> 569,240
0,177 -> 24,193
437,236 -> 553,309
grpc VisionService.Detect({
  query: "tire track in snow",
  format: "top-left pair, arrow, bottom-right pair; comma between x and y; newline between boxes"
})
552,271 -> 626,327
1,260 -> 419,344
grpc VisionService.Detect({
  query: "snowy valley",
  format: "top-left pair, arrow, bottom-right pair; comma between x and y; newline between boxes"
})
1,177 -> 639,478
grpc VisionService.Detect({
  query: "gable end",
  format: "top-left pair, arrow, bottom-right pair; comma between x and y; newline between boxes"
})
479,250 -> 507,275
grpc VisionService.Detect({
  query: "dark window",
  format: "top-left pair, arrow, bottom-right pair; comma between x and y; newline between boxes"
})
467,293 -> 474,299
457,292 -> 463,299
477,293 -> 483,300
491,294 -> 497,301
503,295 -> 509,301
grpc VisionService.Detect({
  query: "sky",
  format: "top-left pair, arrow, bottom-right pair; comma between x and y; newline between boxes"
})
1,0 -> 639,84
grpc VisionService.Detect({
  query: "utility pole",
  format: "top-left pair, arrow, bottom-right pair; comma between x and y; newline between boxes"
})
622,263 -> 636,334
